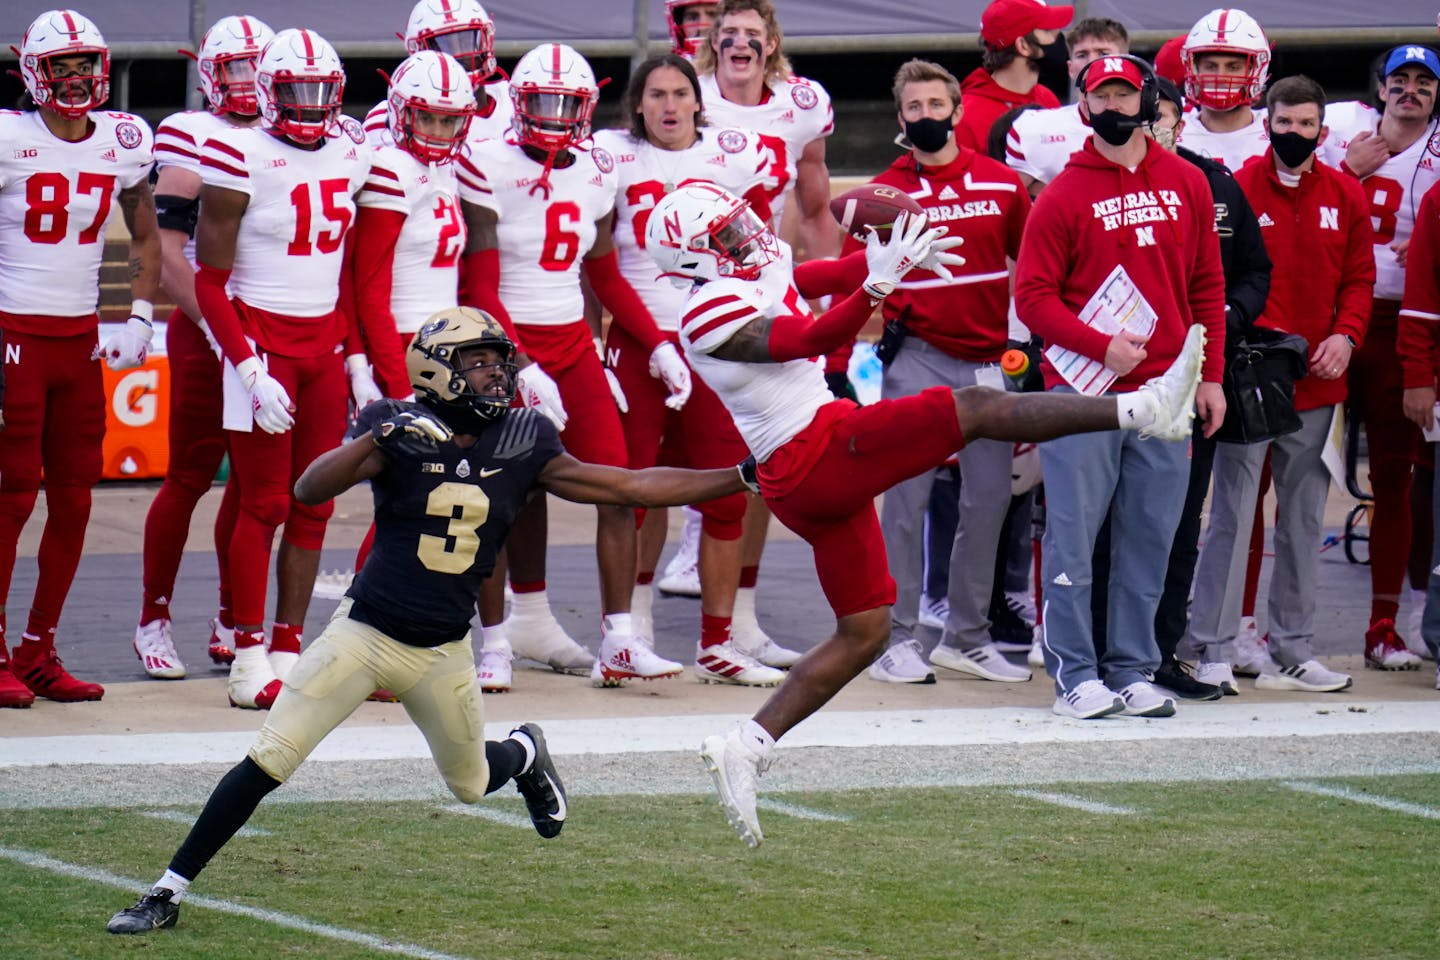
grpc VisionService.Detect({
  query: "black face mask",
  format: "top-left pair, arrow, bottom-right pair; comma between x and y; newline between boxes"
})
1270,130 -> 1320,168
903,116 -> 953,153
1090,108 -> 1141,147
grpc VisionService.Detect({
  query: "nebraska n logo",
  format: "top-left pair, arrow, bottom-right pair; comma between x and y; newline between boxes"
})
1102,56 -> 1127,73
1135,225 -> 1156,247
1319,206 -> 1339,231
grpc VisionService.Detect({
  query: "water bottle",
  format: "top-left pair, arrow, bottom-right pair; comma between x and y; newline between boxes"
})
849,341 -> 884,405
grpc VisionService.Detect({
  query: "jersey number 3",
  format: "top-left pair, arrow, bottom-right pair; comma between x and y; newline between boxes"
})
418,482 -> 491,573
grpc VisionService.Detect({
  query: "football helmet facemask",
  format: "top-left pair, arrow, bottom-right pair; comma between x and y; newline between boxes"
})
645,182 -> 779,284
509,43 -> 598,153
387,51 -> 477,164
255,28 -> 345,145
1182,8 -> 1270,111
404,0 -> 498,88
18,9 -> 109,119
408,307 -> 518,425
666,0 -> 717,58
195,15 -> 275,116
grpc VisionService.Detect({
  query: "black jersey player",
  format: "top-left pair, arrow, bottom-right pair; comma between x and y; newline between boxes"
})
107,307 -> 751,934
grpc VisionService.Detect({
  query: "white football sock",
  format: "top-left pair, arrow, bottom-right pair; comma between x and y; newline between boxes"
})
156,870 -> 190,902
740,719 -> 776,757
1115,392 -> 1157,430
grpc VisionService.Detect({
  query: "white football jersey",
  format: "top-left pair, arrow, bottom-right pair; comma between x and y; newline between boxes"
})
0,109 -> 154,317
1317,101 -> 1440,301
678,244 -> 832,462
199,118 -> 372,316
1175,107 -> 1269,171
1005,103 -> 1087,187
357,144 -> 468,333
364,78 -> 514,149
593,126 -> 773,331
458,137 -> 617,326
697,73 -> 833,229
155,109 -> 251,268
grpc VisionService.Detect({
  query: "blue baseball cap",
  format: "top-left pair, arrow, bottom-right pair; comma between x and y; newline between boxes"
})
1383,44 -> 1440,79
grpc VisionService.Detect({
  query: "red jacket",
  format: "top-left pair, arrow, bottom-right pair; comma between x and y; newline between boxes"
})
1399,182 -> 1440,389
1234,151 -> 1374,412
957,68 -> 1059,153
1016,137 -> 1226,391
866,148 -> 1030,360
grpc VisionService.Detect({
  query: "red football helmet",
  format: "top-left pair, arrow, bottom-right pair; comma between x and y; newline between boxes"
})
387,51 -> 477,164
646,182 -> 780,283
17,9 -> 109,119
255,28 -> 346,145
196,15 -> 276,116
666,0 -> 718,58
509,43 -> 598,153
404,0 -> 498,88
1182,9 -> 1271,111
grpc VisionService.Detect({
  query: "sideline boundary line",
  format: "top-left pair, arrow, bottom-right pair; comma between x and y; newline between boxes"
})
1281,781 -> 1440,820
1011,790 -> 1139,815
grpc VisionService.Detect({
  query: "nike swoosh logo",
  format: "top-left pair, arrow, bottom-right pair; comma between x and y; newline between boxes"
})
479,467 -> 503,478
546,772 -> 567,822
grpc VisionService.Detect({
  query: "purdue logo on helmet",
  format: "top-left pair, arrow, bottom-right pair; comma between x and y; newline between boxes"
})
408,307 -> 517,424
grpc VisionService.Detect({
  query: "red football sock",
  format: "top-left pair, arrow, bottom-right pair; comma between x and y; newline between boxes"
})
512,579 -> 546,594
701,613 -> 732,649
233,629 -> 265,650
270,622 -> 302,655
738,566 -> 759,590
636,571 -> 654,586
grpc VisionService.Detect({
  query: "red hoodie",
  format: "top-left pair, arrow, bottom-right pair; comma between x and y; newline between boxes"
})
1016,137 -> 1226,391
1399,183 -> 1440,389
957,67 -> 1060,153
1234,150 -> 1374,412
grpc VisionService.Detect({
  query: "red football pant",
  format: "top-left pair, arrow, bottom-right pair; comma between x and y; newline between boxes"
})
141,312 -> 228,620
609,326 -> 747,540
0,326 -> 105,639
763,387 -> 965,618
514,320 -> 627,467
1349,300 -> 1419,624
225,350 -> 347,628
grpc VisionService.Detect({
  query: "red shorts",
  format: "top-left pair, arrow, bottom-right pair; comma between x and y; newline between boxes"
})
515,319 -> 626,468
763,386 -> 964,617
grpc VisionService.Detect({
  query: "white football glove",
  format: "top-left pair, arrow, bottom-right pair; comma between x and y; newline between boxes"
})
371,410 -> 453,450
648,341 -> 692,411
862,211 -> 948,299
345,353 -> 383,410
234,356 -> 295,435
594,337 -> 628,413
516,363 -> 568,430
100,315 -> 154,371
920,230 -> 967,281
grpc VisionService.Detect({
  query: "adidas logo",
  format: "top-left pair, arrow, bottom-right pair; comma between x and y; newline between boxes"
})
100,148 -> 117,162
1257,212 -> 1274,227
345,148 -> 357,160
707,154 -> 726,166
778,109 -> 794,122
938,185 -> 959,201
1052,572 -> 1074,587
589,173 -> 603,186
609,648 -> 632,667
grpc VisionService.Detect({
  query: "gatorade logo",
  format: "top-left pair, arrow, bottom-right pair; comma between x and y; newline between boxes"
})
113,369 -> 159,427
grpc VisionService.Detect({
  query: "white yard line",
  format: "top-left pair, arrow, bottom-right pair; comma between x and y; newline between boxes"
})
434,803 -> 533,830
1011,789 -> 1139,815
1281,781 -> 1440,820
755,798 -> 852,822
0,844 -> 476,960
139,810 -> 271,837
4,700 -> 1437,768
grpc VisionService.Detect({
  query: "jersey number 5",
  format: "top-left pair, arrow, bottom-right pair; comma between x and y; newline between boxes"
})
23,171 -> 117,244
287,178 -> 354,256
418,482 -> 491,574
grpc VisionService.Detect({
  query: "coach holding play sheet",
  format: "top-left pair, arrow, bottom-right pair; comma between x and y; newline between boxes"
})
1015,55 -> 1226,720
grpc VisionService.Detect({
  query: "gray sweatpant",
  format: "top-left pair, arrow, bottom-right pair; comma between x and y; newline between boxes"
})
1179,405 -> 1334,668
879,339 -> 1013,650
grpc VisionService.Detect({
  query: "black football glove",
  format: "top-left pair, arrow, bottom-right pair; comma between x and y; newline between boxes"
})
371,411 -> 454,453
737,454 -> 760,494
825,370 -> 859,402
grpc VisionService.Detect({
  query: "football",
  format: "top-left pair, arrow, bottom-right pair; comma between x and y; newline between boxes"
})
829,183 -> 924,242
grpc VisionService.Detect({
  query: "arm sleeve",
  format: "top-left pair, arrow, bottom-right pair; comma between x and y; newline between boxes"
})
765,289 -> 880,363
1219,178 -> 1271,334
584,250 -> 665,353
793,251 -> 868,299
351,205 -> 411,396
194,262 -> 254,366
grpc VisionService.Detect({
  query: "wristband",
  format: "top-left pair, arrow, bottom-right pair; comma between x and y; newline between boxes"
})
130,299 -> 154,324
1343,334 -> 1358,349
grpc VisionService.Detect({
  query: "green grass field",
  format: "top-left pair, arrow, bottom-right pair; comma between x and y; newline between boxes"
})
3,775 -> 1437,960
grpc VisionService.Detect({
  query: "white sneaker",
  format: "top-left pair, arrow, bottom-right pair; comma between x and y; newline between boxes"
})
477,648 -> 513,693
732,590 -> 801,668
505,602 -> 593,675
592,634 -> 684,688
1117,680 -> 1177,717
699,728 -> 770,848
228,645 -> 281,709
1136,324 -> 1204,441
1254,659 -> 1353,693
917,595 -> 948,630
868,639 -> 936,684
133,619 -> 185,679
1232,617 -> 1275,677
695,640 -> 785,686
658,510 -> 702,597
1194,660 -> 1238,696
930,642 -> 1031,682
1005,590 -> 1037,627
1053,679 -> 1124,719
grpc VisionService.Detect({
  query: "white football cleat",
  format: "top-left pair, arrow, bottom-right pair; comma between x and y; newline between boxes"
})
695,641 -> 785,687
732,589 -> 801,668
133,619 -> 186,680
505,601 -> 593,675
699,728 -> 770,848
207,617 -> 236,665
228,645 -> 281,709
658,509 -> 702,597
591,634 -> 684,688
268,650 -> 300,684
1135,324 -> 1203,441
477,648 -> 513,693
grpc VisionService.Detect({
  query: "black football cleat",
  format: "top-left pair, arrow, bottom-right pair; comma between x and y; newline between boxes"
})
512,723 -> 567,839
107,887 -> 180,934
1153,660 -> 1223,701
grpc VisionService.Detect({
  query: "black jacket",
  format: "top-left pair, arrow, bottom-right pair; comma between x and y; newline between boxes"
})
1178,145 -> 1271,340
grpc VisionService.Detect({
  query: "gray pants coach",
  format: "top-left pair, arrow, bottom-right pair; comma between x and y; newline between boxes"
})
879,338 -> 1012,650
1421,442 -> 1440,660
1179,406 -> 1334,668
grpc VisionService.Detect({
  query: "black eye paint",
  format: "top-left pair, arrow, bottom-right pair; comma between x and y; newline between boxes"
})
719,36 -> 764,58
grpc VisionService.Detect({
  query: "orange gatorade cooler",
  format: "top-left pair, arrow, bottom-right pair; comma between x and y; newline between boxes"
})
99,320 -> 170,480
